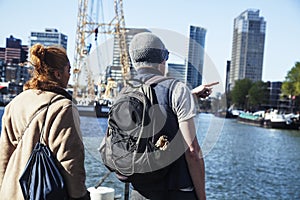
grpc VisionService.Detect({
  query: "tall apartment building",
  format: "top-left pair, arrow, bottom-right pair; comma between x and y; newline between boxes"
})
186,25 -> 206,89
229,9 -> 266,90
30,28 -> 68,50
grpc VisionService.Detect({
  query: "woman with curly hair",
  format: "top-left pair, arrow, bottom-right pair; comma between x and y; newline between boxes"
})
0,43 -> 90,200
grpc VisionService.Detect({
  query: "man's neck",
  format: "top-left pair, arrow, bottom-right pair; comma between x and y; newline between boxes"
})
137,66 -> 164,76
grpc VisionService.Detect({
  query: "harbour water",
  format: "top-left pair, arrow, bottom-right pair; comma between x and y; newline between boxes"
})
1,107 -> 300,199
81,113 -> 300,199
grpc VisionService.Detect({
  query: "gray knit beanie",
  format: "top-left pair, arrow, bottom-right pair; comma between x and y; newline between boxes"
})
129,32 -> 168,64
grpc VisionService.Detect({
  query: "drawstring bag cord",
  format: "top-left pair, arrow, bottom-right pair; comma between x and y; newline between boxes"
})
39,96 -> 56,144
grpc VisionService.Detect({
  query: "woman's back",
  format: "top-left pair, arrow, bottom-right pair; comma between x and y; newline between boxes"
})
0,89 -> 88,199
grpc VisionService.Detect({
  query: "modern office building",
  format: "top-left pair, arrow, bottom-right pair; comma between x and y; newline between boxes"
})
228,9 -> 266,90
186,25 -> 206,89
267,81 -> 282,109
30,28 -> 68,50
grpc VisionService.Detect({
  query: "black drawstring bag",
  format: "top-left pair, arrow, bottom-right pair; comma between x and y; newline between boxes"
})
19,97 -> 68,200
19,143 -> 68,200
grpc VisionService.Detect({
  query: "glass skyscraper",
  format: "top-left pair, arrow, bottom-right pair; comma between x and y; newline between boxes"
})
229,9 -> 266,90
186,25 -> 206,89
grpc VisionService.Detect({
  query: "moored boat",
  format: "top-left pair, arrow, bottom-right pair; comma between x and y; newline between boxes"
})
264,110 -> 300,130
237,111 -> 264,126
77,98 -> 112,118
237,109 -> 300,130
94,98 -> 112,118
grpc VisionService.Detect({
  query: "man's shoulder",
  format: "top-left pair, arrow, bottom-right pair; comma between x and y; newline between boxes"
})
171,80 -> 191,92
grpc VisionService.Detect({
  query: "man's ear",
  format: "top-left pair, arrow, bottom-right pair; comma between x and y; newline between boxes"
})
54,70 -> 61,80
157,61 -> 166,74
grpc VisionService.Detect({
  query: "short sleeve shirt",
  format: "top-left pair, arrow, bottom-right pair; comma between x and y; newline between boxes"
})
171,81 -> 197,122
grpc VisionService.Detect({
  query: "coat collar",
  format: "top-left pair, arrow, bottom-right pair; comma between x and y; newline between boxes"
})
42,86 -> 73,101
24,83 -> 74,102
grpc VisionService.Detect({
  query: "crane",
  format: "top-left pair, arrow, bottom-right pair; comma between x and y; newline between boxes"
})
72,0 -> 130,102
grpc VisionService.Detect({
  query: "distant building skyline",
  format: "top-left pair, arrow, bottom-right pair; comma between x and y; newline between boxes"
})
228,9 -> 266,90
0,35 -> 30,91
0,17 -> 288,109
0,36 -> 30,100
0,35 -> 28,64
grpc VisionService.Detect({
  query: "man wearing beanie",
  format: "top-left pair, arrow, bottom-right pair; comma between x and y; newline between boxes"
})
128,32 -> 206,200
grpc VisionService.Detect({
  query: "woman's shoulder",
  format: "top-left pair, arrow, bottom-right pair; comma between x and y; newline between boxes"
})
7,90 -> 73,114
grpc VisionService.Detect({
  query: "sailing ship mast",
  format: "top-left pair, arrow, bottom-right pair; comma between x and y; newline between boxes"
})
72,0 -> 129,102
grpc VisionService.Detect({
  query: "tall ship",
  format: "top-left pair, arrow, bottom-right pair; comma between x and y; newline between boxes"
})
72,0 -> 131,118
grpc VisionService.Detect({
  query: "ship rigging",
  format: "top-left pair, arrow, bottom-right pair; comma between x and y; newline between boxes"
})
72,0 -> 130,105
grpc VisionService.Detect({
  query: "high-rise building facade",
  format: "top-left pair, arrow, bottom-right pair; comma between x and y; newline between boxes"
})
229,9 -> 266,90
186,25 -> 206,89
30,28 -> 68,50
267,81 -> 282,109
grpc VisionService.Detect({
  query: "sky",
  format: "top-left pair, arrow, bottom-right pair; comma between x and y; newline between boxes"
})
0,0 -> 300,92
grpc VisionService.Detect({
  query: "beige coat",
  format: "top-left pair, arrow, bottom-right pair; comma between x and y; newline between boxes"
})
0,89 -> 88,199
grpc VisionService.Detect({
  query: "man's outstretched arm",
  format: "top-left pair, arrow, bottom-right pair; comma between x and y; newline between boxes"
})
179,118 -> 206,200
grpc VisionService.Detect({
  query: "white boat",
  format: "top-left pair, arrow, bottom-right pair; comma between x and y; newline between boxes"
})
264,109 -> 300,130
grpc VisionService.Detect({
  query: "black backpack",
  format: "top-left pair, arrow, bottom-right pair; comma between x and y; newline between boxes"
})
100,75 -> 176,184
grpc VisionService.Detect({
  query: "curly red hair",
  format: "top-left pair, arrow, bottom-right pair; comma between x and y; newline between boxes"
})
24,43 -> 70,90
